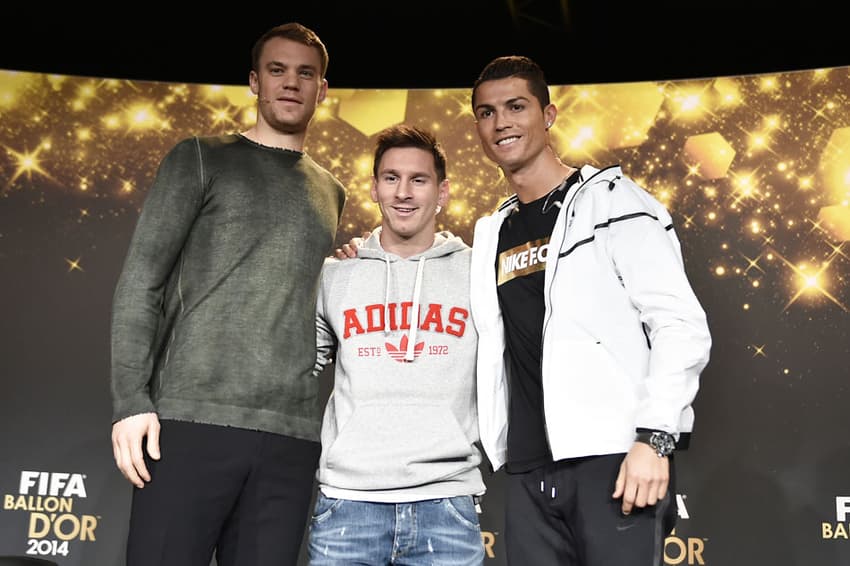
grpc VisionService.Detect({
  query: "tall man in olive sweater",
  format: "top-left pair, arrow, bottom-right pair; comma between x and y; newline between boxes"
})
109,23 -> 346,566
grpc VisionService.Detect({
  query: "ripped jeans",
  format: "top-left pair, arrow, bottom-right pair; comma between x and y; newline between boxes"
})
307,492 -> 485,565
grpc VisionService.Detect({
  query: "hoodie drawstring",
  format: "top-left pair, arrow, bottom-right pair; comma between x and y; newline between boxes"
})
405,256 -> 426,361
383,256 -> 392,336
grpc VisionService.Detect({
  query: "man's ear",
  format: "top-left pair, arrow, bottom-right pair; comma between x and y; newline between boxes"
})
544,103 -> 557,130
370,177 -> 379,203
438,179 -> 450,210
317,78 -> 328,104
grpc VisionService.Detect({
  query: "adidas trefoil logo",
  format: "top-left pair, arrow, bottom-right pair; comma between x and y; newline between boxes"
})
385,335 -> 425,362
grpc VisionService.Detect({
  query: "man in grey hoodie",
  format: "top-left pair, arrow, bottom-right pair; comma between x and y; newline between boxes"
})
307,124 -> 485,565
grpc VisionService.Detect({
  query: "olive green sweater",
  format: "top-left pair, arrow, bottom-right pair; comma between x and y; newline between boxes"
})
110,134 -> 346,441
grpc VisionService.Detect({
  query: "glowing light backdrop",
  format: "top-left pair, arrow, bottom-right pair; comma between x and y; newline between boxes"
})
1,67 -> 849,565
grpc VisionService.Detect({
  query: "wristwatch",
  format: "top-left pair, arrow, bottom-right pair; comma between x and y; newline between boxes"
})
635,430 -> 676,458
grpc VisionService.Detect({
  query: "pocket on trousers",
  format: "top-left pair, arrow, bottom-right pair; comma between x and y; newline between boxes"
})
443,496 -> 481,530
312,492 -> 343,522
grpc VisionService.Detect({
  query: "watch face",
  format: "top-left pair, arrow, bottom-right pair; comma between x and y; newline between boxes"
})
650,432 -> 675,456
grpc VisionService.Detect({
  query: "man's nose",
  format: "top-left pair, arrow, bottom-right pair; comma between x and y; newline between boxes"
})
494,111 -> 511,130
282,69 -> 300,88
395,181 -> 413,199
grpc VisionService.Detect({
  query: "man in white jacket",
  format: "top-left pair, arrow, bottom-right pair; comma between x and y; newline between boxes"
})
307,124 -> 486,565
469,55 -> 712,565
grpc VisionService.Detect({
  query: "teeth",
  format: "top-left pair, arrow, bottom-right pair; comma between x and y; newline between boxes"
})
497,136 -> 519,146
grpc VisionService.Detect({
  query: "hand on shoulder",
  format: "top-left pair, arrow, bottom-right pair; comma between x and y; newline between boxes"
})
333,231 -> 368,260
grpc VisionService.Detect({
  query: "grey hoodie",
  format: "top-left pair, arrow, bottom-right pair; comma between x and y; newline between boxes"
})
314,228 -> 485,502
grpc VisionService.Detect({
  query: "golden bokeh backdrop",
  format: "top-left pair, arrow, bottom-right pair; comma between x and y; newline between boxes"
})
1,68 -> 849,334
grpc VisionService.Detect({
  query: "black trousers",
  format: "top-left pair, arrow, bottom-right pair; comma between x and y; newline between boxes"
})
504,453 -> 677,566
125,419 -> 320,566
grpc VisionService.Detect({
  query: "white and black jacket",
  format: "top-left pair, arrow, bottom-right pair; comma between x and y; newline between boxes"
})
470,164 -> 712,471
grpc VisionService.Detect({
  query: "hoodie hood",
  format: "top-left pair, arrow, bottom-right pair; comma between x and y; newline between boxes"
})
357,227 -> 469,261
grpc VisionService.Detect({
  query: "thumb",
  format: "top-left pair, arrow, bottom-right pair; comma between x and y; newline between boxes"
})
146,423 -> 161,461
612,463 -> 626,498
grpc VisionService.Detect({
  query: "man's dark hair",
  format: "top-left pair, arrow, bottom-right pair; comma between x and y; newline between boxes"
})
373,124 -> 447,182
471,55 -> 550,110
251,22 -> 329,78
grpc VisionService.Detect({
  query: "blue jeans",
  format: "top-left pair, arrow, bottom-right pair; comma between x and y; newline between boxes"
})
307,493 -> 485,565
